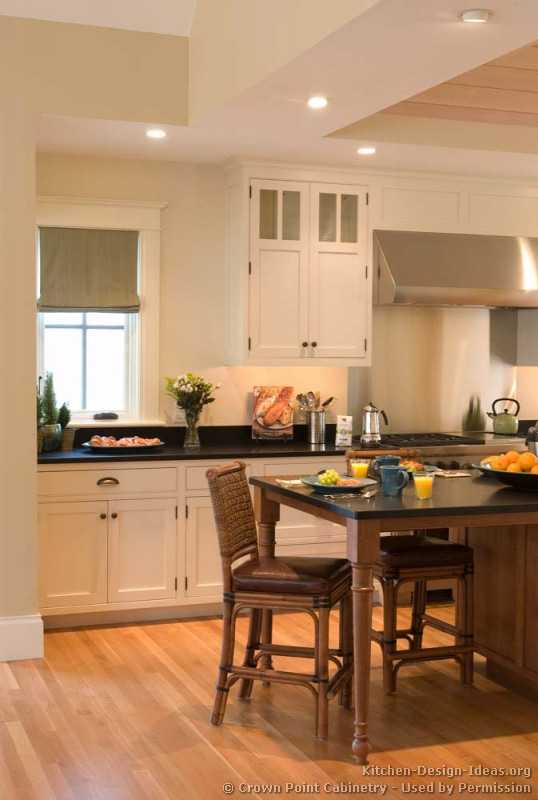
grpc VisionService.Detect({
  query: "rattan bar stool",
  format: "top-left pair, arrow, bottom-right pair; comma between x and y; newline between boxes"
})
372,534 -> 474,694
206,460 -> 353,740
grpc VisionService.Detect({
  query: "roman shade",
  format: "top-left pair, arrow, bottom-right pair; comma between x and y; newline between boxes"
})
38,227 -> 140,312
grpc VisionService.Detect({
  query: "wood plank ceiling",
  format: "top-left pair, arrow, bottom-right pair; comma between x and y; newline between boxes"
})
382,42 -> 538,127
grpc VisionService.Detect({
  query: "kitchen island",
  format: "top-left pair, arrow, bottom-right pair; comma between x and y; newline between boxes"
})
249,472 -> 538,764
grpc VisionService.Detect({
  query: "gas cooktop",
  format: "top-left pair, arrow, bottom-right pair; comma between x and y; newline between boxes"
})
352,432 -> 486,448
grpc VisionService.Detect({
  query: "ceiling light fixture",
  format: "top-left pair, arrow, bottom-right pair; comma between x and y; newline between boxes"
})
307,95 -> 328,109
357,146 -> 376,155
459,9 -> 491,23
146,129 -> 167,139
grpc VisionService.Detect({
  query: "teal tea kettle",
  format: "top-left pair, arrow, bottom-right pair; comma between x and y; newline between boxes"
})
487,398 -> 520,435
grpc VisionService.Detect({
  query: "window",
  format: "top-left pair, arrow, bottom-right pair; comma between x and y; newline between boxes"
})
39,312 -> 138,417
36,198 -> 163,422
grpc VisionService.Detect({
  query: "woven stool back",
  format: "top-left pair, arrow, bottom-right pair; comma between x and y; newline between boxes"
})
206,461 -> 259,561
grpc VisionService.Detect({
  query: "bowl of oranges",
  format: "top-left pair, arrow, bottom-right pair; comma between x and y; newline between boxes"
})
474,450 -> 538,490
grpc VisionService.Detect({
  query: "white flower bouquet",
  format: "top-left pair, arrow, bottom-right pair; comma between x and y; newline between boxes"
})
165,373 -> 220,446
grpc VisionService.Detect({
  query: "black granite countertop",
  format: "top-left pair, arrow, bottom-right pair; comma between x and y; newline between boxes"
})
250,471 -> 538,521
38,424 -> 349,464
38,441 -> 349,464
38,423 -> 532,465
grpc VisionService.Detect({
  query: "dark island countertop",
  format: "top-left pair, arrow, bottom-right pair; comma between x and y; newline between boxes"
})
249,471 -> 538,521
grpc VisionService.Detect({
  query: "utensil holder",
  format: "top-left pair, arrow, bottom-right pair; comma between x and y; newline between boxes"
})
307,410 -> 326,444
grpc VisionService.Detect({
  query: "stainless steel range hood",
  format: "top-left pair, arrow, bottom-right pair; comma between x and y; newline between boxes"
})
373,230 -> 538,307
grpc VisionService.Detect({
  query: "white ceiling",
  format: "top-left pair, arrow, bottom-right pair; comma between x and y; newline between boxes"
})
0,0 -> 196,36
35,0 -> 538,178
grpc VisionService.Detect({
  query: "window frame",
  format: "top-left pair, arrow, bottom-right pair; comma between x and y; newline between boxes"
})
37,311 -> 138,420
37,197 -> 164,423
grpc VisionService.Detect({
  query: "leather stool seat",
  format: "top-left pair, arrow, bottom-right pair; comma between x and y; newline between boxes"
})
378,535 -> 474,569
232,556 -> 351,595
372,534 -> 474,694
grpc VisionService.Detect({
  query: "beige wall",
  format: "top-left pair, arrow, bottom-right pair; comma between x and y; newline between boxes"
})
0,13 -> 189,652
0,15 -> 188,124
0,41 -> 38,620
36,154 -> 349,426
189,0 -> 381,122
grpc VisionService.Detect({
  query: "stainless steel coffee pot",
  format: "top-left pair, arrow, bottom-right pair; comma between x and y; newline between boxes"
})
360,402 -> 388,448
526,424 -> 538,456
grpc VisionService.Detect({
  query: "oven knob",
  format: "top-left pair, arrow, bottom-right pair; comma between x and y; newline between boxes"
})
437,461 -> 448,470
449,460 -> 460,471
461,461 -> 472,470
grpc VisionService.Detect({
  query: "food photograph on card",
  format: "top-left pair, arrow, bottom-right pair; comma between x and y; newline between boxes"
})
252,386 -> 294,439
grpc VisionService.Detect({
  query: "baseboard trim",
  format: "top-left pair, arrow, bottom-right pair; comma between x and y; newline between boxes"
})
0,614 -> 44,661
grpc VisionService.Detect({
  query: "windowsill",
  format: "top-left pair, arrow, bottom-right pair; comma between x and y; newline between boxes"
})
69,419 -> 166,428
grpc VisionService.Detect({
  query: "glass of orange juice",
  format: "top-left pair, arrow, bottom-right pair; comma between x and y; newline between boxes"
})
413,471 -> 435,500
350,459 -> 370,479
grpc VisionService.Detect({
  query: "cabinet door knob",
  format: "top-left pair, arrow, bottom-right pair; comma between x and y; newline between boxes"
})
311,341 -> 317,348
302,341 -> 308,348
97,477 -> 119,486
111,512 -> 118,519
100,513 -> 107,520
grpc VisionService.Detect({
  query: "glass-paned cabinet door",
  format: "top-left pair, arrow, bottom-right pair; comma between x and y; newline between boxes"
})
254,180 -> 306,242
249,179 -> 310,359
309,183 -> 369,361
314,185 -> 362,245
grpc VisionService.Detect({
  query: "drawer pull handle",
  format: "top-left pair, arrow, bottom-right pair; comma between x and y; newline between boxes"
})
111,512 -> 118,519
97,477 -> 119,486
100,513 -> 107,520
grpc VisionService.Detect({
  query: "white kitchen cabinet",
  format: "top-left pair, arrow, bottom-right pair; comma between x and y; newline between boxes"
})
108,498 -> 177,603
226,172 -> 370,366
309,184 -> 369,360
249,179 -> 310,359
38,455 -> 349,621
263,459 -> 346,556
38,501 -> 108,608
185,496 -> 223,600
38,497 -> 177,609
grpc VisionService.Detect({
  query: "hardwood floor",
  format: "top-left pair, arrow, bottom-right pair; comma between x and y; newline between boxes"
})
1,606 -> 538,799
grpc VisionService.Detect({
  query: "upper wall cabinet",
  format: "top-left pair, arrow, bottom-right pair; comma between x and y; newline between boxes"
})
225,173 -> 370,366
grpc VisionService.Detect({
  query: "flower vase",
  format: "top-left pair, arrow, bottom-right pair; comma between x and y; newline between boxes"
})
184,411 -> 201,447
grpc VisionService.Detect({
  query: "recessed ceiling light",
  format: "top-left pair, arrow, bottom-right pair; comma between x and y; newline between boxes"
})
357,146 -> 376,155
459,9 -> 491,23
146,129 -> 166,139
307,95 -> 328,109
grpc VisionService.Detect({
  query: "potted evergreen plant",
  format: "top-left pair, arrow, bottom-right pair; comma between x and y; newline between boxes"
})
58,401 -> 76,450
37,387 -> 44,453
41,372 -> 62,451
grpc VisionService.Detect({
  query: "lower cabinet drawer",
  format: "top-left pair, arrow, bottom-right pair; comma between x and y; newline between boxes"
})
263,459 -> 346,478
185,462 -> 252,491
38,467 -> 177,498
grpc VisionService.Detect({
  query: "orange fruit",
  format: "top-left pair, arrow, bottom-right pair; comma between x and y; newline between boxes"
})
507,462 -> 522,472
505,450 -> 520,464
491,455 -> 509,471
531,465 -> 538,475
518,452 -> 537,472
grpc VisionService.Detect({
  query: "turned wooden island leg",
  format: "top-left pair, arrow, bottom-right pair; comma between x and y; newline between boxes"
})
254,487 -> 280,676
347,518 -> 380,765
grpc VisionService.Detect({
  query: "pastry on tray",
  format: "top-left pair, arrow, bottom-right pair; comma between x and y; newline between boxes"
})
89,435 -> 162,447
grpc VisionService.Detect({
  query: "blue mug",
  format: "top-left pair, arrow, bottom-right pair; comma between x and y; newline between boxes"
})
380,464 -> 409,496
372,455 -> 401,477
